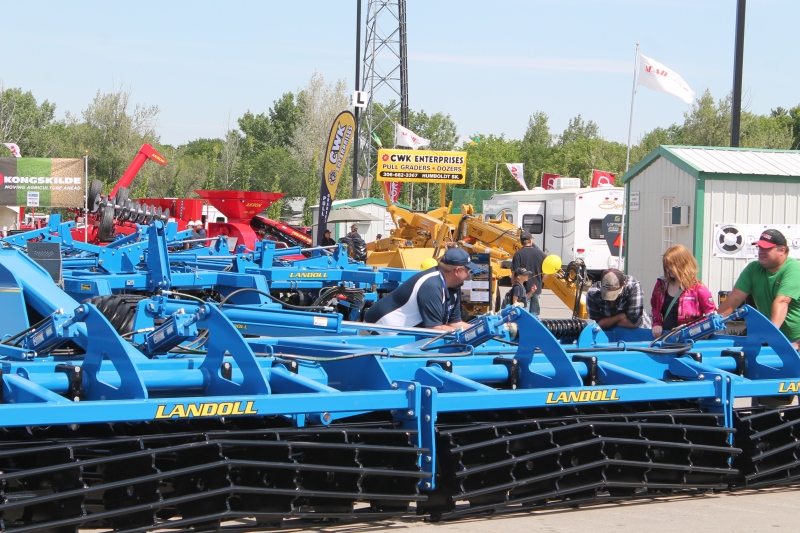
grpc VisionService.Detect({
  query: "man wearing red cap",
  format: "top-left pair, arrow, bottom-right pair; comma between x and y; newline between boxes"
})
718,229 -> 800,349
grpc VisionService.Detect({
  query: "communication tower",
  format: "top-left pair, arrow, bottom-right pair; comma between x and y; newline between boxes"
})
355,0 -> 409,198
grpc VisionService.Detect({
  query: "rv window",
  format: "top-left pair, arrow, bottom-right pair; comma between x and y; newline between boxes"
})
521,214 -> 543,234
589,218 -> 604,239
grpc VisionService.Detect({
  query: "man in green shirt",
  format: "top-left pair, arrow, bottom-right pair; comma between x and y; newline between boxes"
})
718,229 -> 800,349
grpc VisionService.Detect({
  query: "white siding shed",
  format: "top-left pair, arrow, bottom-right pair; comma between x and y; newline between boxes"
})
623,146 -> 800,310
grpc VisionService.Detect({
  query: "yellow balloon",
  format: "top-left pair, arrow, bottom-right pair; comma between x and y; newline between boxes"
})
542,255 -> 562,275
420,257 -> 439,270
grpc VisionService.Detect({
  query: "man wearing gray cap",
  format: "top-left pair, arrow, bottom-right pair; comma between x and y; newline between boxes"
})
586,268 -> 649,330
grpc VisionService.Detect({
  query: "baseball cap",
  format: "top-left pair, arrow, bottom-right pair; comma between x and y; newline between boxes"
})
520,231 -> 532,242
514,267 -> 533,277
600,269 -> 625,301
440,248 -> 479,272
323,228 -> 331,233
187,220 -> 197,226
752,229 -> 787,248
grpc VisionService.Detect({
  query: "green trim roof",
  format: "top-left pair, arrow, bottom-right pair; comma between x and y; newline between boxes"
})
622,145 -> 800,183
312,197 -> 411,210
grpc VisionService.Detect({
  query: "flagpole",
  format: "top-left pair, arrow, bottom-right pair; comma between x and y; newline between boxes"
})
620,43 -> 639,272
84,151 -> 89,243
625,43 -> 640,172
494,163 -> 498,191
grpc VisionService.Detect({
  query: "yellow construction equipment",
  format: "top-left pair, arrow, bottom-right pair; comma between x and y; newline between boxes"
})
366,201 -> 523,317
542,258 -> 592,319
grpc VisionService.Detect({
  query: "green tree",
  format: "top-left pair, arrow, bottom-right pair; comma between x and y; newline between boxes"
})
546,115 -> 626,185
0,84 -> 58,157
520,111 -> 553,186
767,106 -> 799,150
677,89 -> 731,146
629,125 -> 680,165
71,87 -> 160,196
461,134 -> 522,192
739,112 -> 793,149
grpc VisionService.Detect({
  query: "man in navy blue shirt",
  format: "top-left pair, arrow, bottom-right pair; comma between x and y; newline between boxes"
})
365,247 -> 476,331
512,231 -> 545,316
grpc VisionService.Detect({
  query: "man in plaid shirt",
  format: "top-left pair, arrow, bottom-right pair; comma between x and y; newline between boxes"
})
586,269 -> 650,330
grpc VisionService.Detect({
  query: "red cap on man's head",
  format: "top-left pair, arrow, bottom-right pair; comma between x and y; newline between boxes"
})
753,229 -> 787,249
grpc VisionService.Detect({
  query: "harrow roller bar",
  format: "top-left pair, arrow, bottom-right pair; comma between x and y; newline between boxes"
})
0,423 -> 426,532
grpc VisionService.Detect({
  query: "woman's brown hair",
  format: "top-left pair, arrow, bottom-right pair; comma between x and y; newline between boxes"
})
662,244 -> 699,290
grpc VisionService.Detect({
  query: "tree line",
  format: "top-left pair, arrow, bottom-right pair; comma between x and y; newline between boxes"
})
1,75 -> 798,224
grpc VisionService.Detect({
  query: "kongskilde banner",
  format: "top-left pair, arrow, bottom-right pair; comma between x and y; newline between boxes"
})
376,149 -> 467,184
0,158 -> 85,207
316,111 -> 356,245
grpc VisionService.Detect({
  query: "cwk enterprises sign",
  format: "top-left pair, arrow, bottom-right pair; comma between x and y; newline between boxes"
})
376,149 -> 467,184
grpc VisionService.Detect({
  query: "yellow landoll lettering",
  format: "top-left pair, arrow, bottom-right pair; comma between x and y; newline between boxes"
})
155,401 -> 260,419
545,388 -> 620,405
778,381 -> 800,393
289,272 -> 328,279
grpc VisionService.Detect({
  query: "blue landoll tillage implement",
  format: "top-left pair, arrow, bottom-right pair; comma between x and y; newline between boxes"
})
1,239 -> 800,531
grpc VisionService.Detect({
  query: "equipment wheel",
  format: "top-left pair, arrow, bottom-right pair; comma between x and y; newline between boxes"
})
88,180 -> 103,213
97,205 -> 116,242
87,295 -> 145,336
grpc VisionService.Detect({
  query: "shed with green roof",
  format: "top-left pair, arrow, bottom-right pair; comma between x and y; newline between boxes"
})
622,145 -> 800,306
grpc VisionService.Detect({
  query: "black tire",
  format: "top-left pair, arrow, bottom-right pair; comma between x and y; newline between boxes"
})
97,205 -> 116,242
87,295 -> 146,336
88,180 -> 103,213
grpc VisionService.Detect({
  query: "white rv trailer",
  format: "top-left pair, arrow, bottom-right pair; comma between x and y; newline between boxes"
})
482,184 -> 625,277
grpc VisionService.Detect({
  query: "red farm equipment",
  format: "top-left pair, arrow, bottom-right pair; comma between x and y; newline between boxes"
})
75,144 -> 312,250
75,143 -> 171,243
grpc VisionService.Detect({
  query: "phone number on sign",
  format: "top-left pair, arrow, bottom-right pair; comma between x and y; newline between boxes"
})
380,172 -> 464,180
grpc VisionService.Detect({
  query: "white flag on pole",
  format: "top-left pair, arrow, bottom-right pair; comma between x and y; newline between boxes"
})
395,123 -> 430,149
638,54 -> 695,104
505,163 -> 527,190
2,143 -> 21,158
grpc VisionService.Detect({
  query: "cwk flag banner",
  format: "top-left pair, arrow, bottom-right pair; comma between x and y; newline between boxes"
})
383,181 -> 402,203
316,111 -> 356,245
638,54 -> 695,104
505,163 -> 527,190
2,143 -> 21,158
591,169 -> 616,188
395,123 -> 430,150
541,172 -> 561,190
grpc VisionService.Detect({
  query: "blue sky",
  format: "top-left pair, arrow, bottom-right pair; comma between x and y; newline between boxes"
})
3,0 -> 797,148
